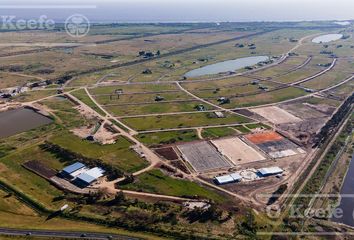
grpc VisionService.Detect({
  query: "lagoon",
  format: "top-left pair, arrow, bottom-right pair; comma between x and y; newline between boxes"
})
184,56 -> 269,78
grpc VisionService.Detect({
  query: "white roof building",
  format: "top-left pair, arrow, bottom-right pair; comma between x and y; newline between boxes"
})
258,167 -> 283,176
76,167 -> 105,185
70,167 -> 89,178
214,111 -> 225,118
230,173 -> 242,181
215,172 -> 242,184
215,175 -> 234,184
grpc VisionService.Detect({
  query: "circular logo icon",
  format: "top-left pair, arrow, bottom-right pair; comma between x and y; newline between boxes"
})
65,14 -> 90,38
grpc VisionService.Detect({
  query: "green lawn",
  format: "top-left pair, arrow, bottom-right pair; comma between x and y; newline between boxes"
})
50,132 -> 148,173
120,169 -> 225,202
106,101 -> 212,116
245,123 -> 271,130
136,130 -> 198,146
232,125 -> 251,134
122,112 -> 251,131
201,127 -> 237,139
222,87 -> 308,108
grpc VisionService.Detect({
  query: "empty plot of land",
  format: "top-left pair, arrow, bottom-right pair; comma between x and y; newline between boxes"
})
177,141 -> 231,172
22,160 -> 57,179
279,103 -> 328,119
257,140 -> 300,157
155,147 -> 179,160
251,106 -> 302,124
211,137 -> 265,165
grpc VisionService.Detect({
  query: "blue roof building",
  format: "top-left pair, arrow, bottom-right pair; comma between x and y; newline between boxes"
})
62,162 -> 85,175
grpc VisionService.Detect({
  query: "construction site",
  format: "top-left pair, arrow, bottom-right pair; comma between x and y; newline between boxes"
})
0,21 -> 353,239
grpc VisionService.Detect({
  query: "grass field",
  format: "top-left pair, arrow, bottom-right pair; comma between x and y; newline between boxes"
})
201,127 -> 238,139
106,101 -> 213,116
0,189 -> 162,240
122,112 -> 251,131
120,169 -> 225,202
93,91 -> 191,105
233,125 -> 252,134
13,89 -> 58,103
0,145 -> 66,209
50,132 -> 148,173
245,123 -> 272,130
136,130 -> 198,146
40,97 -> 92,129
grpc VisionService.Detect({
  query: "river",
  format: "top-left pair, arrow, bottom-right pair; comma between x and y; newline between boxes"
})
332,154 -> 354,226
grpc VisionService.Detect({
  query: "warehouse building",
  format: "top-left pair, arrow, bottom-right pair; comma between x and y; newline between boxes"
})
61,162 -> 85,179
214,172 -> 242,185
257,167 -> 283,177
74,167 -> 105,187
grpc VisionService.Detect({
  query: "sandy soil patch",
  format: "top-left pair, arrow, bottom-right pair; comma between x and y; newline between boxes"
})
71,125 -> 93,139
94,124 -> 119,145
74,105 -> 100,120
251,106 -> 302,124
211,137 -> 265,165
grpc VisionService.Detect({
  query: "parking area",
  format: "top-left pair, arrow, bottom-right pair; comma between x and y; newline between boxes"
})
177,141 -> 232,173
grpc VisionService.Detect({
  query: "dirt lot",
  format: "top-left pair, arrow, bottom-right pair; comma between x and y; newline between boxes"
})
71,125 -> 93,139
22,160 -> 57,179
251,106 -> 302,124
245,131 -> 284,144
211,137 -> 266,165
177,141 -> 232,173
155,147 -> 179,160
94,124 -> 120,145
278,101 -> 336,144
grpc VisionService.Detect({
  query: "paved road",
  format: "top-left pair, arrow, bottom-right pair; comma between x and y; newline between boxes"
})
0,227 -> 141,240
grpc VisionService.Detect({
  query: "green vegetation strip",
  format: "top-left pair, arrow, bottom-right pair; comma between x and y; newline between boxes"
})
120,169 -> 225,202
137,130 -> 198,146
201,127 -> 237,139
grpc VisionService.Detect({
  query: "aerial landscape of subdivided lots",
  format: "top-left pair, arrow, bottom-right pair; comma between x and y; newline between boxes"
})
0,18 -> 353,239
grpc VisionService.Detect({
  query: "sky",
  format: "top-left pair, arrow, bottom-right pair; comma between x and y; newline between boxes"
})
0,0 -> 353,22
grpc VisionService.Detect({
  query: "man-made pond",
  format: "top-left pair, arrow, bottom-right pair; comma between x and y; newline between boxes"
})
0,107 -> 52,138
184,56 -> 269,78
332,154 -> 354,227
312,34 -> 343,43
